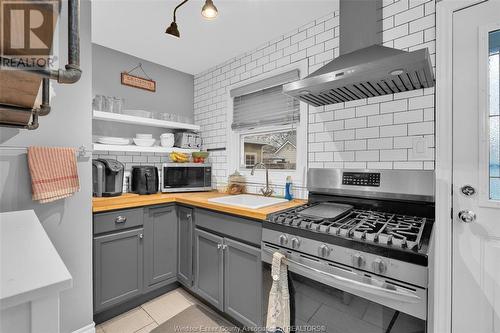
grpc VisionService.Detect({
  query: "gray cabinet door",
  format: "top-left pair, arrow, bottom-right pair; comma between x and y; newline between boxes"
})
144,205 -> 178,292
194,228 -> 224,311
177,206 -> 193,288
223,238 -> 262,327
93,228 -> 144,313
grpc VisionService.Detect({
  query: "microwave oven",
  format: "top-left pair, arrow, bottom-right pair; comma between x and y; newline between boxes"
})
161,163 -> 212,192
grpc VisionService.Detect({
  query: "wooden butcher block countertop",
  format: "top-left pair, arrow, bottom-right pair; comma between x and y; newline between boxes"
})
92,191 -> 306,220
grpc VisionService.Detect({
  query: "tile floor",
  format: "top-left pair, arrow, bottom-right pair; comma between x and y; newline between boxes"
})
95,288 -> 199,333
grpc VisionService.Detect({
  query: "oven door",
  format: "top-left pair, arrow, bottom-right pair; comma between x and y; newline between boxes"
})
261,242 -> 427,333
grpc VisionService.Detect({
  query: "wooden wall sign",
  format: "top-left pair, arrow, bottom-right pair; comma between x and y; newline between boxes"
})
121,72 -> 156,92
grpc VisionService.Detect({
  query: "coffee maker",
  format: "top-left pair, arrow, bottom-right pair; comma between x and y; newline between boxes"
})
92,159 -> 124,197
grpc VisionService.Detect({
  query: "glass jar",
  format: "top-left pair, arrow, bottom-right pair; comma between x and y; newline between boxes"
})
227,170 -> 246,195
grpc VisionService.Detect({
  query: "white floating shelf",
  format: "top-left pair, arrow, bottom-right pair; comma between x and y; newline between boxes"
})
93,111 -> 200,131
93,144 -> 199,154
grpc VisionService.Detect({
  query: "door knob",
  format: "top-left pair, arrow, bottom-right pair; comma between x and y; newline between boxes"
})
458,210 -> 476,223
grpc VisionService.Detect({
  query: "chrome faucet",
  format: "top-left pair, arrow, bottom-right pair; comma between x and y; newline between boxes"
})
251,163 -> 274,197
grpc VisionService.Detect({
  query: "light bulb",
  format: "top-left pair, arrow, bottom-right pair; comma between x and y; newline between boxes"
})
201,0 -> 218,20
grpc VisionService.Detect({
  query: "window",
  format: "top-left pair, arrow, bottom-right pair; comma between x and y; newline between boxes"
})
245,153 -> 257,168
242,130 -> 296,170
489,30 -> 500,200
229,69 -> 301,173
228,62 -> 308,186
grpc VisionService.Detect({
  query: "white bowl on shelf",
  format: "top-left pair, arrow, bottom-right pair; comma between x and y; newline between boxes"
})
160,133 -> 175,147
133,138 -> 156,147
135,133 -> 153,139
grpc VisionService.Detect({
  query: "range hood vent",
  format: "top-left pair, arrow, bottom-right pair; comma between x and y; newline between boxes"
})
283,0 -> 435,106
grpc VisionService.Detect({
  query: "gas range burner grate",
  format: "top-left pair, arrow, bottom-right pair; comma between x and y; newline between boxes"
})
270,207 -> 429,251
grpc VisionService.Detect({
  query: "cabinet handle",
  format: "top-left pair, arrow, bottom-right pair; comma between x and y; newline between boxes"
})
115,216 -> 127,224
217,243 -> 222,250
139,233 -> 144,239
222,244 -> 228,251
186,213 -> 192,219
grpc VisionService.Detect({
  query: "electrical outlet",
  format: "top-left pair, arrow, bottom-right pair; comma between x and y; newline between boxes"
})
409,137 -> 433,160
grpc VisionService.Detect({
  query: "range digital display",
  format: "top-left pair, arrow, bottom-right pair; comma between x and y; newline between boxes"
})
342,172 -> 380,187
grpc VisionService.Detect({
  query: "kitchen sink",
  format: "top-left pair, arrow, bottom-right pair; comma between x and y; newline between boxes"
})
208,194 -> 288,209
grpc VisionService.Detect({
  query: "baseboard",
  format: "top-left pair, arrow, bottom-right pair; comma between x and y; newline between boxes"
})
72,322 -> 95,333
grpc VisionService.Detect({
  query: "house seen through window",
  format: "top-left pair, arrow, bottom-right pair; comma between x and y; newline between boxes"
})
242,130 -> 296,170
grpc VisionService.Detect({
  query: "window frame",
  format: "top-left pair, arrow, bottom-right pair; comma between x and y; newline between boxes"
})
227,60 -> 309,188
479,24 -> 500,207
244,152 -> 257,168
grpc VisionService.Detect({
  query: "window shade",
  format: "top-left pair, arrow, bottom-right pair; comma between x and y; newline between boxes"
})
231,70 -> 300,130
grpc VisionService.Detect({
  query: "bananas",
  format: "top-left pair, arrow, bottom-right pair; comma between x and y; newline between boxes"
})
169,151 -> 189,163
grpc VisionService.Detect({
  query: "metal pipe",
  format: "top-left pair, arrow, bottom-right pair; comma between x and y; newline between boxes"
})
173,0 -> 189,22
38,78 -> 51,116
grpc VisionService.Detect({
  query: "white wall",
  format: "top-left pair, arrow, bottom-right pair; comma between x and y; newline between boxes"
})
194,0 -> 436,192
0,1 -> 94,332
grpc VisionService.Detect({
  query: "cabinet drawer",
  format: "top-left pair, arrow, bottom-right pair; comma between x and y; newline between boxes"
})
94,208 -> 143,235
194,208 -> 261,246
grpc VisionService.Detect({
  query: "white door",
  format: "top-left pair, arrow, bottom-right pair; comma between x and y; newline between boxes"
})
453,1 -> 500,332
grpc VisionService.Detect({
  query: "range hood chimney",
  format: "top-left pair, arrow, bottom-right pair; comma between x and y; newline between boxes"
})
283,0 -> 434,107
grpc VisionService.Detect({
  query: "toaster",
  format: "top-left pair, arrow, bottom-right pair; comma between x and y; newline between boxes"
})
174,132 -> 202,149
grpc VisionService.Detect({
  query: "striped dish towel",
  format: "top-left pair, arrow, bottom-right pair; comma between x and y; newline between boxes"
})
27,147 -> 80,203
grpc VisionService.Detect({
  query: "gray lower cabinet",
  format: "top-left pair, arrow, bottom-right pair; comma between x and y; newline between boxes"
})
194,227 -> 262,327
177,206 -> 194,288
194,228 -> 224,311
144,205 -> 178,292
224,238 -> 262,327
93,228 -> 144,313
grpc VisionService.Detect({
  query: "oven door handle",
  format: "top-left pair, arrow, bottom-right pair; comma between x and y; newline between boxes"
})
263,248 -> 421,304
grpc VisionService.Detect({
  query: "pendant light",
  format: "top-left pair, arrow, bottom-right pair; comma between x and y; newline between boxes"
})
201,0 -> 218,20
166,0 -> 218,38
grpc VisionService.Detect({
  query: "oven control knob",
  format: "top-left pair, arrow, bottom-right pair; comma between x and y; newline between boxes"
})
279,234 -> 288,246
352,253 -> 365,268
291,237 -> 301,249
373,258 -> 387,274
319,244 -> 330,257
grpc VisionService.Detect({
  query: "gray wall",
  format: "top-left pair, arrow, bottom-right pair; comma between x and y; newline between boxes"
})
92,43 -> 194,139
0,1 -> 93,332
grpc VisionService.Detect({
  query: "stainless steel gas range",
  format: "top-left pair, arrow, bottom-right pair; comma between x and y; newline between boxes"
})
261,168 -> 434,332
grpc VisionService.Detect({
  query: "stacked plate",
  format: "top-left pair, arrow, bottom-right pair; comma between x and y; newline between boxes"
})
96,137 -> 130,145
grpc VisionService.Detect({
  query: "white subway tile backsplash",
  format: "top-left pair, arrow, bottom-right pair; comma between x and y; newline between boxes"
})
192,3 -> 435,179
380,99 -> 407,114
345,140 -> 367,151
393,109 -> 424,124
356,104 -> 380,117
345,117 -> 367,129
380,124 -> 408,137
324,141 -> 345,152
368,114 -> 393,127
367,138 -> 394,150
394,5 -> 424,26
356,150 -> 380,161
380,149 -> 408,161
409,95 -> 434,109
409,13 -> 435,34
334,129 -> 356,141
324,120 -> 344,131
334,151 -> 355,162
356,127 -> 380,139
408,121 -> 434,135
335,108 -> 356,120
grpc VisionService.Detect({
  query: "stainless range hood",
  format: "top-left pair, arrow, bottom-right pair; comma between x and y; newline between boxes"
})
283,0 -> 435,107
